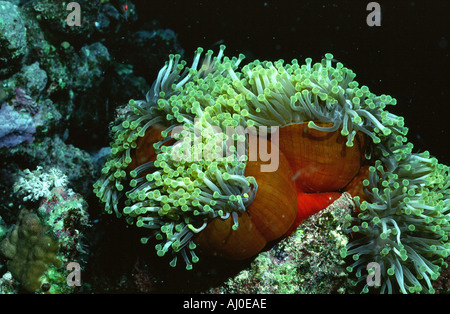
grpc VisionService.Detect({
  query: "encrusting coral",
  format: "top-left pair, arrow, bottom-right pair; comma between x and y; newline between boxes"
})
0,103 -> 36,148
94,46 -> 449,293
0,209 -> 60,292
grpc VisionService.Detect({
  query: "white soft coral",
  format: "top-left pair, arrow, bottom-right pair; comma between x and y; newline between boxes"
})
13,166 -> 69,201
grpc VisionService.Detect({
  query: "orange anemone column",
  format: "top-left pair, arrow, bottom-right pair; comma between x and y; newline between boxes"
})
195,136 -> 298,260
277,122 -> 365,193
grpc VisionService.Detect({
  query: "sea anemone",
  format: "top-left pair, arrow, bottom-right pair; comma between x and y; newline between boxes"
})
94,46 -> 258,269
341,148 -> 450,293
94,45 -> 449,294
